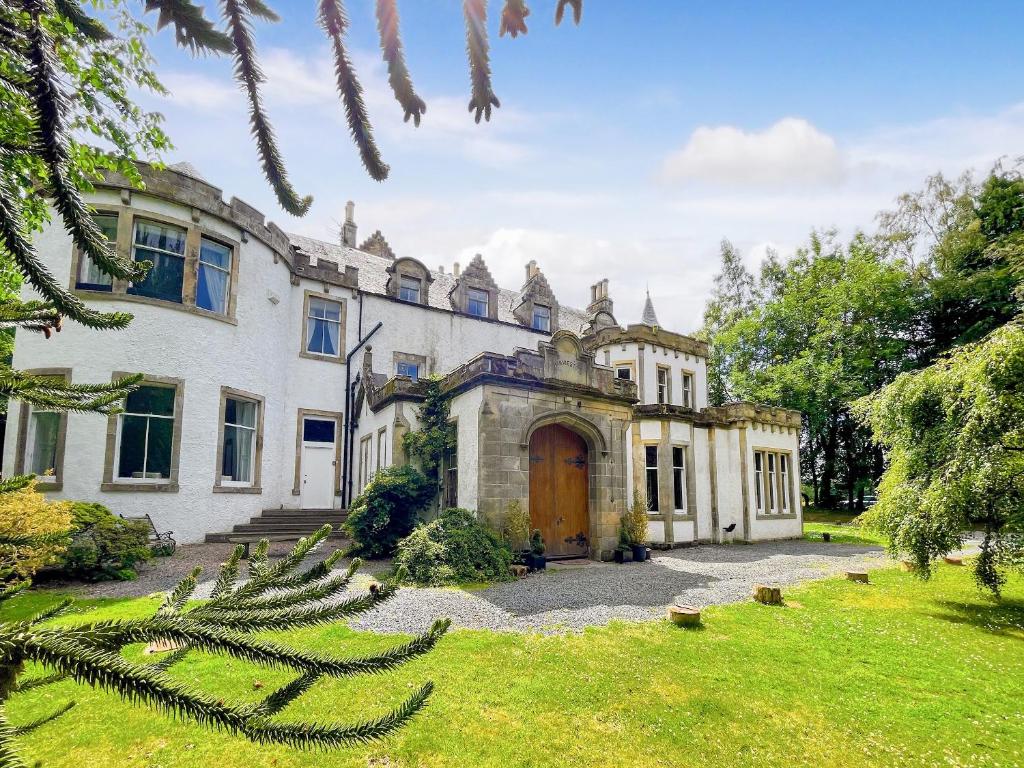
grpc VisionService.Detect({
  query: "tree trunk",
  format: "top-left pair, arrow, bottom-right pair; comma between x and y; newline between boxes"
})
821,419 -> 838,507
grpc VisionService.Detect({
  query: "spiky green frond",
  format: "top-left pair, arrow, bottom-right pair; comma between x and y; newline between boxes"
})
463,0 -> 500,123
244,681 -> 433,748
375,0 -> 426,125
13,672 -> 67,692
158,566 -> 202,615
211,544 -> 245,599
318,0 -> 389,181
0,300 -> 62,336
0,707 -> 28,768
241,0 -> 279,23
0,371 -> 141,413
0,581 -> 28,604
143,0 -> 234,54
247,538 -> 270,579
554,0 -> 582,25
221,0 -> 312,216
27,598 -> 72,626
246,671 -> 321,717
22,0 -> 148,284
499,0 -> 529,38
53,0 -> 111,41
273,550 -> 348,590
10,701 -> 74,735
147,646 -> 190,672
206,567 -> 356,612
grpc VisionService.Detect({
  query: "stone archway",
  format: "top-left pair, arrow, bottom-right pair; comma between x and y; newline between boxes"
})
528,423 -> 590,558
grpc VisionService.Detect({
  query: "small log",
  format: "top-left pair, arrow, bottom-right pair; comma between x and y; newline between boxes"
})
845,571 -> 869,583
943,556 -> 963,566
667,604 -> 701,627
510,564 -> 528,578
752,584 -> 783,605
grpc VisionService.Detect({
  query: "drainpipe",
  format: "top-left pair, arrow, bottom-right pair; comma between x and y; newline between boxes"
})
342,319 -> 382,508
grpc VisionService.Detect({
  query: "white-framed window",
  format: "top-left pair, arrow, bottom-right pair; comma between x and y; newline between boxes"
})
358,435 -> 373,490
197,236 -> 231,314
399,275 -> 421,303
25,408 -> 60,479
672,446 -> 687,513
467,288 -> 489,317
657,367 -> 670,404
754,451 -> 765,514
779,453 -> 790,513
645,445 -> 659,512
396,360 -> 419,380
767,453 -> 778,512
615,366 -> 632,381
681,372 -> 694,409
129,219 -> 186,303
377,427 -> 387,476
115,384 -> 176,481
306,297 -> 342,357
532,304 -> 551,332
221,397 -> 257,485
76,212 -> 117,291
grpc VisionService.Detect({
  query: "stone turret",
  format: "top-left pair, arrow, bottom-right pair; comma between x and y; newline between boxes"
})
641,290 -> 660,327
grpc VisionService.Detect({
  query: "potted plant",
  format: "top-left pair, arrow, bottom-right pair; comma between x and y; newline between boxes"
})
527,528 -> 546,571
624,490 -> 649,562
613,518 -> 633,563
503,500 -> 531,566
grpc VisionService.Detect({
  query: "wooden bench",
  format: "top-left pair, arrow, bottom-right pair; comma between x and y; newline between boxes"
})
121,513 -> 176,555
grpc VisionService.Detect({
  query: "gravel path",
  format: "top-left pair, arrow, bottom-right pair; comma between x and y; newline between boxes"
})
345,539 -> 893,634
71,537 -> 982,634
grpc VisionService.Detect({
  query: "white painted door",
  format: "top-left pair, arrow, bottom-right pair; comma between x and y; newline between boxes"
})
300,417 -> 336,509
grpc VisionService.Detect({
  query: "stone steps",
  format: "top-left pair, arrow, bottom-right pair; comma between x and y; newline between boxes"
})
204,508 -> 349,544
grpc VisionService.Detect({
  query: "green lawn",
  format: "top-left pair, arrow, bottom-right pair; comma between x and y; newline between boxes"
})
4,564 -> 1023,768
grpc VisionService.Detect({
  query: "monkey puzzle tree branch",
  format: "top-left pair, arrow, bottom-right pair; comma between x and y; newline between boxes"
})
374,0 -> 425,126
463,0 -> 499,123
143,0 -> 234,53
499,0 -> 529,38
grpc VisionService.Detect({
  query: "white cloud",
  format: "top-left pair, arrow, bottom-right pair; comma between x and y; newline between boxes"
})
660,117 -> 845,187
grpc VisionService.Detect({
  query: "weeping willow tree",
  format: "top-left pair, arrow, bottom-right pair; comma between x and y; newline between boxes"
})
0,525 -> 450,763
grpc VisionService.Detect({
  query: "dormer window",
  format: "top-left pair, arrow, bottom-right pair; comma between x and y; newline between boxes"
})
532,304 -> 551,332
399,275 -> 421,303
467,288 -> 489,318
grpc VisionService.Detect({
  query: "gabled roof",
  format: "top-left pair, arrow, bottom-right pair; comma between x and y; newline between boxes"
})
287,232 -> 589,333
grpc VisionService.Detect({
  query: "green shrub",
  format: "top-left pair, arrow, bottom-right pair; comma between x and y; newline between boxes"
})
343,465 -> 434,558
55,502 -> 152,581
396,507 -> 514,586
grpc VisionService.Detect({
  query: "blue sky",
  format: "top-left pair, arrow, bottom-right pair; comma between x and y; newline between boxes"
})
137,1 -> 1024,331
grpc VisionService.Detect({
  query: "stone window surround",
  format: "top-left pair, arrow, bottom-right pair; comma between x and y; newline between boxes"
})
212,386 -> 265,494
13,368 -> 71,492
386,257 -> 433,306
449,270 -> 499,321
376,426 -> 387,473
679,367 -> 696,409
752,446 -> 798,520
69,204 -> 241,325
101,372 -> 185,492
393,351 -> 428,379
358,434 -> 373,491
612,359 -> 635,382
290,408 -> 343,497
656,364 -> 672,405
299,289 -> 347,364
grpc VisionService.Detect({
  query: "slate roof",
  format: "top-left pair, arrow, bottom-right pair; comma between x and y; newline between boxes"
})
287,233 -> 591,334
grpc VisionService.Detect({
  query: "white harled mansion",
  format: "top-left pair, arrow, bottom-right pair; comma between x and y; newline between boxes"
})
4,163 -> 803,559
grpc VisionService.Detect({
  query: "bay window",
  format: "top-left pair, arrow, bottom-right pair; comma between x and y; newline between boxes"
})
196,237 -> 232,314
76,212 -> 118,291
129,220 -> 186,303
645,445 -> 659,512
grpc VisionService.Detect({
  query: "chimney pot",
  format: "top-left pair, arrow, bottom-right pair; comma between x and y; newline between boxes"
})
438,265 -> 445,274
453,262 -> 461,277
341,201 -> 357,247
602,278 -> 609,297
345,200 -> 355,223
590,284 -> 597,302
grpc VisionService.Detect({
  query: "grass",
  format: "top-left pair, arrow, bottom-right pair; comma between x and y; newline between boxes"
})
4,564 -> 1023,767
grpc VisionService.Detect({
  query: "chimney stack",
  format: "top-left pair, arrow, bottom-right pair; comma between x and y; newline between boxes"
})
586,277 -> 614,318
525,260 -> 539,283
341,200 -> 357,247
590,283 -> 598,302
453,261 -> 461,278
438,265 -> 445,274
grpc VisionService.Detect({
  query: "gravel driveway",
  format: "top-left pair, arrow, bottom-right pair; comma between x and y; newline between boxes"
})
346,539 -> 892,634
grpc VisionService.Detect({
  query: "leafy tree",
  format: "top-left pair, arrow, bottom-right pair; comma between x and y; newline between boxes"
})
699,239 -> 756,407
344,464 -> 435,558
403,376 -> 456,482
0,526 -> 450,762
853,321 -> 1024,596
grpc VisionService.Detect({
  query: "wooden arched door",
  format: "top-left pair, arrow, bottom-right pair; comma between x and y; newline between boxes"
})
529,424 -> 589,558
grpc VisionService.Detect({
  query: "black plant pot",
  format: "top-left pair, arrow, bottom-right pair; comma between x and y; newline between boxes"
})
614,548 -> 633,563
528,553 -> 546,571
822,532 -> 832,543
631,544 -> 647,562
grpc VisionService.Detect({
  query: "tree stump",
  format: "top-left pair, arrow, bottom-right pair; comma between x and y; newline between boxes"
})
943,556 -> 963,566
510,564 -> 528,578
752,584 -> 783,605
845,571 -> 869,583
667,604 -> 701,627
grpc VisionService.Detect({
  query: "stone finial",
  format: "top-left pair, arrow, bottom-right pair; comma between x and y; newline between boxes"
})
341,200 -> 357,247
641,289 -> 660,327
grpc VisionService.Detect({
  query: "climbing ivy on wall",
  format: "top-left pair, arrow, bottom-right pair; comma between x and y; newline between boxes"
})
403,376 -> 456,481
